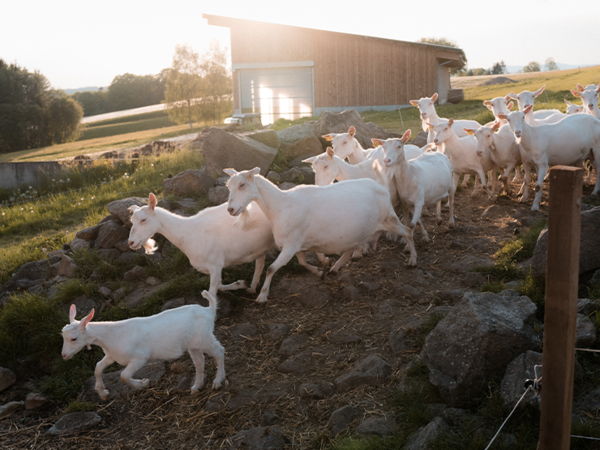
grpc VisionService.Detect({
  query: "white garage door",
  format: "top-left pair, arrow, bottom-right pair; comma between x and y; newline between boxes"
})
239,67 -> 313,124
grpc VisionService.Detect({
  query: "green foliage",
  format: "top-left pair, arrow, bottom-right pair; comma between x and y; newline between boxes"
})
0,60 -> 83,153
495,219 -> 547,264
71,90 -> 109,117
545,57 -> 559,72
523,61 -> 541,73
490,61 -> 507,75
417,37 -> 466,76
79,111 -> 177,141
106,72 -> 167,113
166,41 -> 232,127
51,278 -> 99,304
416,313 -> 447,347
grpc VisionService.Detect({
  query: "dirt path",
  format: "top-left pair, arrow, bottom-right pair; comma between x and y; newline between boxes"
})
1,177 -> 596,449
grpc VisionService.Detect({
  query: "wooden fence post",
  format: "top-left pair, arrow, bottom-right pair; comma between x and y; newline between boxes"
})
539,166 -> 583,450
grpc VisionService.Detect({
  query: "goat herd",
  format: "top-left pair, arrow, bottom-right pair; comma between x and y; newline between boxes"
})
60,82 -> 600,403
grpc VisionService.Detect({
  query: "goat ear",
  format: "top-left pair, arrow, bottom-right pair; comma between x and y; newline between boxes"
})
564,99 -> 572,106
506,101 -> 514,110
596,85 -> 600,94
69,304 -> 77,323
302,156 -> 318,164
425,122 -> 434,130
223,168 -> 238,177
401,129 -> 411,143
80,309 -> 94,329
128,205 -> 140,213
371,138 -> 385,147
245,167 -> 260,179
498,114 -> 507,120
524,105 -> 533,114
576,83 -> 585,92
534,85 -> 545,97
148,193 -> 157,211
326,147 -> 334,157
348,126 -> 356,136
571,90 -> 581,98
409,100 -> 419,107
321,134 -> 335,142
448,118 -> 454,126
463,128 -> 475,136
506,92 -> 517,100
483,100 -> 491,107
431,93 -> 438,102
492,121 -> 502,132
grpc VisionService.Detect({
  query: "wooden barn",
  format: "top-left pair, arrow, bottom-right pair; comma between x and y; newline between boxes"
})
203,14 -> 466,124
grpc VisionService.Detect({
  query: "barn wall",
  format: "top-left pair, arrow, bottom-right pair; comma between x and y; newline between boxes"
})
219,17 -> 461,110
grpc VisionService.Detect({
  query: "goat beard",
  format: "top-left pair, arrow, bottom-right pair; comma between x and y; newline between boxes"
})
141,238 -> 158,254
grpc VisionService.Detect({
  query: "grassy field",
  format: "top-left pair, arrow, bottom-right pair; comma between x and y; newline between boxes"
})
79,110 -> 177,141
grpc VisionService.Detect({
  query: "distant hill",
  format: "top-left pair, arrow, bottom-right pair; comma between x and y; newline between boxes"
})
62,86 -> 107,95
505,63 -> 595,74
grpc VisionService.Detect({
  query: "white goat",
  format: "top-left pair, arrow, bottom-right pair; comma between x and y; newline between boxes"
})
61,293 -> 226,401
373,130 -> 454,242
225,168 -> 417,303
410,93 -> 480,187
564,99 -> 584,115
506,85 -> 563,125
464,122 -> 522,197
430,119 -> 497,196
483,96 -> 514,122
571,85 -> 600,119
128,193 -> 275,296
500,106 -> 600,209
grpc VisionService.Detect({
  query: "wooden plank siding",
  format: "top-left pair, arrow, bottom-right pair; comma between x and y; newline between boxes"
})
206,15 -> 463,108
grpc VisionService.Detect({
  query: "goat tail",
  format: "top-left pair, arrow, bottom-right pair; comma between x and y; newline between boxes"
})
142,238 -> 158,254
201,290 -> 219,318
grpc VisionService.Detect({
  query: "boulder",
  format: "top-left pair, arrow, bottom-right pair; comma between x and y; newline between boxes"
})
421,291 -> 539,405
58,254 -> 78,278
11,259 -> 51,283
124,284 -> 165,309
411,131 -> 428,148
202,127 -> 278,177
354,417 -> 395,437
244,129 -> 281,149
95,221 -> 130,249
276,123 -> 323,161
105,197 -> 146,228
75,224 -> 104,241
0,401 -> 24,419
268,324 -> 291,340
576,314 -> 597,347
47,412 -> 102,436
25,392 -> 48,410
68,237 -> 92,252
162,168 -> 215,197
314,109 -> 392,149
334,355 -> 392,392
278,334 -> 310,357
227,426 -> 285,450
500,350 -> 543,409
531,207 -> 600,281
124,265 -> 149,282
329,405 -> 363,435
208,185 -> 230,205
404,417 -> 450,450
62,295 -> 96,317
389,316 -> 424,353
0,367 -> 16,392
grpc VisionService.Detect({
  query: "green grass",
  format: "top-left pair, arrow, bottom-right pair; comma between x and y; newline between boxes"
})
80,111 -> 177,140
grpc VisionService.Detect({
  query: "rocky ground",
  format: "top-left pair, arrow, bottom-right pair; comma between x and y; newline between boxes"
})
0,174 -> 598,449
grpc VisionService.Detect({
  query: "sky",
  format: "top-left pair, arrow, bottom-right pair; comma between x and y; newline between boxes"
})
2,0 -> 599,90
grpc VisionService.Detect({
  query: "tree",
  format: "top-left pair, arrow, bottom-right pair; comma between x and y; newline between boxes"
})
418,37 -> 467,76
165,41 -> 232,127
490,60 -> 507,75
523,61 -> 541,73
106,73 -> 166,112
72,90 -> 109,116
0,60 -> 83,153
545,57 -> 559,71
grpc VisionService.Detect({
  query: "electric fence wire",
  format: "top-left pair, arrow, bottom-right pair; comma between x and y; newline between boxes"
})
484,386 -> 533,450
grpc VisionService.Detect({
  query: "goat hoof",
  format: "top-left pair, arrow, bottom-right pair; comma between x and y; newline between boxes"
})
211,381 -> 221,390
246,287 -> 256,294
141,378 -> 150,388
99,390 -> 109,401
407,257 -> 417,267
256,294 -> 269,304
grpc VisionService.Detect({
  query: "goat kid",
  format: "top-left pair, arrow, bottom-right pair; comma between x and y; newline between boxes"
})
61,293 -> 226,401
128,193 -> 274,296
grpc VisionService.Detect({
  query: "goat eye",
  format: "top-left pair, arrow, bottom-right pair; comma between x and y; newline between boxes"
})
140,219 -> 146,223
71,337 -> 76,341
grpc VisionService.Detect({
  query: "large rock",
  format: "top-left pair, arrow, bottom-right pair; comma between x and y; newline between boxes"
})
202,127 -> 278,177
404,417 -> 449,450
11,259 -> 51,282
227,426 -> 285,450
531,207 -> 600,281
314,109 -> 392,149
576,314 -> 597,347
105,197 -> 146,228
47,412 -> 102,436
58,254 -> 78,278
244,129 -> 281,149
329,405 -> 363,435
411,130 -> 428,148
162,168 -> 215,197
334,355 -> 392,392
0,367 -> 16,392
208,185 -> 229,205
421,291 -> 538,405
124,284 -> 165,309
276,123 -> 323,161
0,401 -> 24,419
500,350 -> 543,409
354,417 -> 394,437
95,221 -> 130,249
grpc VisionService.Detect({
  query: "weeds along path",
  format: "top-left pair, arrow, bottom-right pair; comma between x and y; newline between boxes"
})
3,175 -> 598,449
